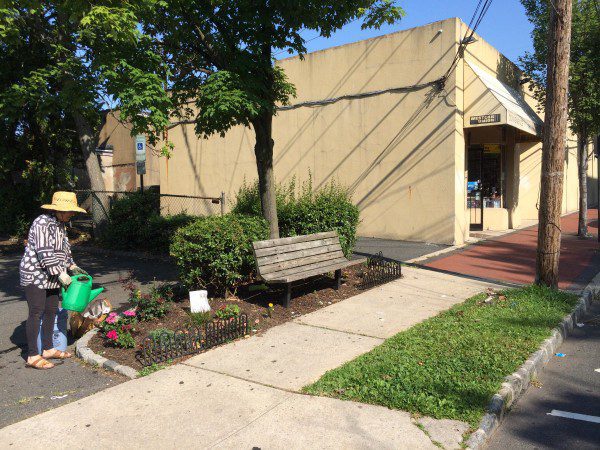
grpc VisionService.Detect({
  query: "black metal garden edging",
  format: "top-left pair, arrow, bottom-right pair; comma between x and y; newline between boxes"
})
139,314 -> 249,366
358,252 -> 402,290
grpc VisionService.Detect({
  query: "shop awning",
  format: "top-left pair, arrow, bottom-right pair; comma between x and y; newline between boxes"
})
464,61 -> 543,137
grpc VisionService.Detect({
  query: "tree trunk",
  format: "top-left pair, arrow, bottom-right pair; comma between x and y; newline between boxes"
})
536,0 -> 573,288
252,113 -> 279,239
577,132 -> 589,237
73,112 -> 109,233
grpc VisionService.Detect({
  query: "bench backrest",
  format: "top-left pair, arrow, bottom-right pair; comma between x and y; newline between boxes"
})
252,231 -> 346,282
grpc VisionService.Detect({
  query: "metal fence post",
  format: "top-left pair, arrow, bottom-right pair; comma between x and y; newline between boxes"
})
220,192 -> 225,216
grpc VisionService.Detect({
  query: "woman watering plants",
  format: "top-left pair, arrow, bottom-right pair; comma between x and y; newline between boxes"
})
19,192 -> 87,370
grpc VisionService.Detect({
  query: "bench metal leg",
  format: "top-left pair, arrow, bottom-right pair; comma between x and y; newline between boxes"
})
283,283 -> 292,308
334,269 -> 342,290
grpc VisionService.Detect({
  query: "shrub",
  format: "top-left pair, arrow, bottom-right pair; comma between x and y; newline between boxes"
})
170,214 -> 269,294
147,213 -> 195,254
232,177 -> 359,256
101,190 -> 194,254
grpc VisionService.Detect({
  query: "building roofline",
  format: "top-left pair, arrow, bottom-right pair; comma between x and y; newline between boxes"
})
276,17 -> 460,63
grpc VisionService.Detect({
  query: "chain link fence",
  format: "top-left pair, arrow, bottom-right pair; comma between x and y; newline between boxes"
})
72,190 -> 225,236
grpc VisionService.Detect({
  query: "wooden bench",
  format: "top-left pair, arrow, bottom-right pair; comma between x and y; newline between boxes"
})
252,231 -> 367,307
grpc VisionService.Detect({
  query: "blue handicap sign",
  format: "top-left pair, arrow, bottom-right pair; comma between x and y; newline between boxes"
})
137,143 -> 144,150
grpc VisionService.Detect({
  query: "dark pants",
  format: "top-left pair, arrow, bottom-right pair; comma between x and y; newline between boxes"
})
24,285 -> 60,357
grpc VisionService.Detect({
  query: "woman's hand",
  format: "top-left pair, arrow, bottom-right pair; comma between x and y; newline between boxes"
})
58,272 -> 72,287
69,264 -> 88,275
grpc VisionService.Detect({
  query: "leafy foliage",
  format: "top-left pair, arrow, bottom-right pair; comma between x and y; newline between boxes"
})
520,0 -> 600,137
170,214 -> 269,294
143,1 -> 404,234
0,1 -> 172,232
214,304 -> 241,320
233,177 -> 360,257
304,285 -> 578,426
187,311 -> 212,328
100,311 -> 138,349
101,190 -> 194,254
121,280 -> 171,322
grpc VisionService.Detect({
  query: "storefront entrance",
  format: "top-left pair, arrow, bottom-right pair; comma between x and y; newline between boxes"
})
467,144 -> 504,230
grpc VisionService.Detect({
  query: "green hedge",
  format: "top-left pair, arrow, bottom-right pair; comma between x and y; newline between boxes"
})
170,214 -> 269,293
232,177 -> 359,256
101,190 -> 194,254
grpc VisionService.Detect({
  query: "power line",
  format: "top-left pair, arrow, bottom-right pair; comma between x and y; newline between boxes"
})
277,78 -> 445,111
443,0 -> 494,82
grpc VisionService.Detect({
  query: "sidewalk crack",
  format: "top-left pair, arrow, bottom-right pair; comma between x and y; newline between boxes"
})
292,321 -> 386,340
207,394 -> 294,448
180,363 -> 301,394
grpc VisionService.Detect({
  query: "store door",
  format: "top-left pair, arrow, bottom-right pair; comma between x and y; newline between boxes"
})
467,146 -> 483,230
467,144 -> 504,230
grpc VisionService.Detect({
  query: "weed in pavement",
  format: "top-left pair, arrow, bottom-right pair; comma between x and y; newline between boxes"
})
138,361 -> 172,377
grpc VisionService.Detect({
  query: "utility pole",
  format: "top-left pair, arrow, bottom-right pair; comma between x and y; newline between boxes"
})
536,0 -> 573,288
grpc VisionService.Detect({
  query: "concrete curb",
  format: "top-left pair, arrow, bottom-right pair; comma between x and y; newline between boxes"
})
465,290 -> 594,449
75,328 -> 139,379
74,244 -> 173,263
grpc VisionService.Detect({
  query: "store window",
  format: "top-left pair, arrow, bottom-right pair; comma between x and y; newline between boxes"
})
467,144 -> 504,209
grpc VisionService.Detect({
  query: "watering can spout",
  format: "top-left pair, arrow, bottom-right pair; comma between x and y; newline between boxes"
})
90,287 -> 105,302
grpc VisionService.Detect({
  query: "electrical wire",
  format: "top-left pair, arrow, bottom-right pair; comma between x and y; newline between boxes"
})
167,0 -> 495,120
276,78 -> 445,111
443,0 -> 494,81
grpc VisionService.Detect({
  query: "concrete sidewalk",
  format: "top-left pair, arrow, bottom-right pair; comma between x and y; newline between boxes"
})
0,266 -> 500,449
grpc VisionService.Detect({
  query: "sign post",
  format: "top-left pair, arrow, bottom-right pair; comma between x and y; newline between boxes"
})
135,134 -> 146,192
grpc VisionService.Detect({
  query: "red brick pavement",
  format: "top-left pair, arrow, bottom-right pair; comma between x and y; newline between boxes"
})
425,210 -> 600,290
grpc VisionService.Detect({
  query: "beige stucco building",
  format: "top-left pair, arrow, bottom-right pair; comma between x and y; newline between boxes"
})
95,111 -> 161,191
158,18 -> 594,245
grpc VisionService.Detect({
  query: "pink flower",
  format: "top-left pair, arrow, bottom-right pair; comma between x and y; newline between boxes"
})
105,315 -> 118,324
123,310 -> 136,317
106,330 -> 118,340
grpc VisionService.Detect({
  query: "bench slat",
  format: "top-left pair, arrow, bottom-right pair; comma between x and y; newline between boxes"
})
253,237 -> 340,258
264,259 -> 361,283
259,250 -> 345,276
253,231 -> 338,250
256,243 -> 343,267
263,256 -> 351,281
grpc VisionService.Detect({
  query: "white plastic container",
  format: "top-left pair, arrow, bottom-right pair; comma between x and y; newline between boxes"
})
190,290 -> 210,313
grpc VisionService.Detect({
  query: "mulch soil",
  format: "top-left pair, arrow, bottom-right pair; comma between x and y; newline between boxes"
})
88,266 -> 370,370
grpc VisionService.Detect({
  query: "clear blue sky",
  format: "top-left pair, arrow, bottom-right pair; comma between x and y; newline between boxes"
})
276,0 -> 534,65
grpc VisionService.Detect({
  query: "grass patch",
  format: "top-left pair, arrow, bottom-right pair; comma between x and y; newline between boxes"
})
303,285 -> 577,426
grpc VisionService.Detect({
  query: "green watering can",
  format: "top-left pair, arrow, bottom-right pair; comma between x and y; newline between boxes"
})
61,274 -> 104,312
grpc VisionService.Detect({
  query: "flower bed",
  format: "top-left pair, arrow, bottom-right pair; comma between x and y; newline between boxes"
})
88,265 -> 368,370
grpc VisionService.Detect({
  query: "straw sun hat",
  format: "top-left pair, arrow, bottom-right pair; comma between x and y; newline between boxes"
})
41,191 -> 87,214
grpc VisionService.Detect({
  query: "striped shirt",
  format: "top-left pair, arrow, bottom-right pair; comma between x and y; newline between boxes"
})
19,214 -> 74,289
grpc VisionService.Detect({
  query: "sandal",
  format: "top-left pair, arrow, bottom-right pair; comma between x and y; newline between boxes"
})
26,356 -> 54,370
43,349 -> 72,360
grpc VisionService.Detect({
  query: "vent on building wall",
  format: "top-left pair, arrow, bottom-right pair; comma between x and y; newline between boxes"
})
95,144 -> 114,156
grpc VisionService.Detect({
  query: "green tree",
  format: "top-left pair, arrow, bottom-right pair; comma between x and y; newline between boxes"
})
0,1 -> 172,227
521,0 -> 600,237
145,1 -> 404,238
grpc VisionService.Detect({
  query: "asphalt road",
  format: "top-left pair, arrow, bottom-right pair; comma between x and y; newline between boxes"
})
0,247 -> 178,428
488,300 -> 600,450
354,237 -> 449,262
